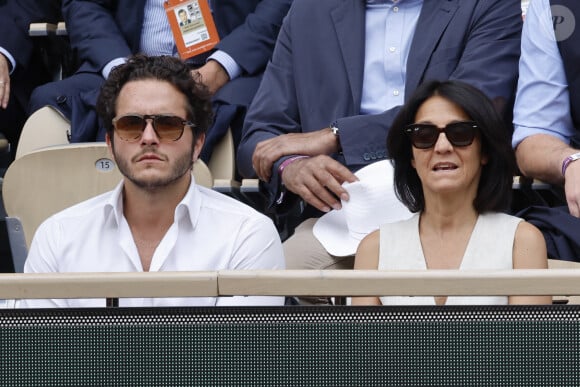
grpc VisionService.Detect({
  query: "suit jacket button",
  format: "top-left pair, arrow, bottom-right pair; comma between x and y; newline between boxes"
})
56,95 -> 67,105
363,153 -> 370,161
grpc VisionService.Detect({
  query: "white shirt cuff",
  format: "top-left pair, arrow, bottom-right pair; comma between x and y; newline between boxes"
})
102,57 -> 128,79
0,47 -> 16,75
209,50 -> 242,80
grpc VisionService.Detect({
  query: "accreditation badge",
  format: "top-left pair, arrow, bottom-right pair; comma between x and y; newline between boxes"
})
164,0 -> 220,60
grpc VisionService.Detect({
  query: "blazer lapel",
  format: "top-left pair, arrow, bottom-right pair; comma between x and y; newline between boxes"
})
331,1 -> 366,109
405,0 -> 459,96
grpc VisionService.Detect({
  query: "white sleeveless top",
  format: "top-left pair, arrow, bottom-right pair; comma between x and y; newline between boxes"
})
378,212 -> 522,306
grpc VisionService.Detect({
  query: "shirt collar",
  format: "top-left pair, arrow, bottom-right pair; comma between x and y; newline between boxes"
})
175,175 -> 202,230
103,174 -> 202,230
104,181 -> 125,228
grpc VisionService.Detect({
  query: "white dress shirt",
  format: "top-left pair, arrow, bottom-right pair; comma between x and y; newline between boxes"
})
20,178 -> 285,308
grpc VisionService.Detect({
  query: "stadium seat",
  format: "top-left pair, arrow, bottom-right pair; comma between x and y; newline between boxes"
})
208,128 -> 241,196
15,105 -> 70,160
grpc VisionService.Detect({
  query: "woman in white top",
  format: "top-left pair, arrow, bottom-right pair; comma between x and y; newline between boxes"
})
353,80 -> 550,306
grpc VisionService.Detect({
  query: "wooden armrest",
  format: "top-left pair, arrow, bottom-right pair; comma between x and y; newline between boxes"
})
56,22 -> 67,36
512,176 -> 552,190
28,23 -> 58,37
241,178 -> 260,191
213,179 -> 241,189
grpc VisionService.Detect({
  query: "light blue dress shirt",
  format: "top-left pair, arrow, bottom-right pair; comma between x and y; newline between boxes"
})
361,0 -> 422,115
512,0 -> 573,148
103,0 -> 241,80
139,0 -> 175,57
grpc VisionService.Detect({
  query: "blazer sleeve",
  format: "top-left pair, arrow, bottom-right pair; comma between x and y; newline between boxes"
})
236,8 -> 299,180
0,0 -> 61,68
215,0 -> 293,76
62,0 -> 135,73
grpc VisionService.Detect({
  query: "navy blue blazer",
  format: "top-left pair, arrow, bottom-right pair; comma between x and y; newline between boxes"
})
238,0 -> 523,208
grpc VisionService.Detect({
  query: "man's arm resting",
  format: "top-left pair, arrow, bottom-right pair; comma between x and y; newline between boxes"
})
252,127 -> 341,182
516,133 -> 580,217
515,134 -> 573,185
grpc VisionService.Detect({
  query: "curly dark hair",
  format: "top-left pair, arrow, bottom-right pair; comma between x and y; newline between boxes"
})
386,80 -> 516,213
96,54 -> 213,146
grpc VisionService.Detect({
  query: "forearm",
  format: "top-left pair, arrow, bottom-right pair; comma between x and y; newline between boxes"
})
515,134 -> 574,185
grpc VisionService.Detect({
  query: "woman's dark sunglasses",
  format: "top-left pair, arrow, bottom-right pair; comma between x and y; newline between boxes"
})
404,121 -> 479,149
112,114 -> 195,142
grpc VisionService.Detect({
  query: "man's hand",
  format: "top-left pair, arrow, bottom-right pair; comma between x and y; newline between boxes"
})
281,155 -> 357,213
193,60 -> 229,95
252,128 -> 341,181
564,161 -> 580,217
0,54 -> 11,109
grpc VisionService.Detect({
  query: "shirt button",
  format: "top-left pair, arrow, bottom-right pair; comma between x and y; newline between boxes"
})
393,6 -> 399,12
389,47 -> 396,53
393,89 -> 400,96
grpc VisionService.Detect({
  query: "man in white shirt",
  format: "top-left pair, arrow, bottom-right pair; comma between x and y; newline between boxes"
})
20,54 -> 285,308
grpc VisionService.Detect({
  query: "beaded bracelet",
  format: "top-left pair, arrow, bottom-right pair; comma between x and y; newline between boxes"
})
561,152 -> 580,177
278,155 -> 309,177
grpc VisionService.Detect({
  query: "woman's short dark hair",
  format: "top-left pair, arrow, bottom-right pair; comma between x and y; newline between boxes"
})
386,79 -> 516,213
96,54 -> 213,144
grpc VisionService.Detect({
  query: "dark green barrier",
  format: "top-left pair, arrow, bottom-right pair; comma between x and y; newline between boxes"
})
1,305 -> 579,386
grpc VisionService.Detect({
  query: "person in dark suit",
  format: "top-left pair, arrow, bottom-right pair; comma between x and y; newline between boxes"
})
0,0 -> 61,159
28,0 -> 293,162
237,0 -> 522,300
